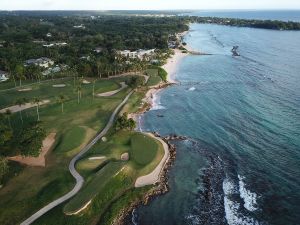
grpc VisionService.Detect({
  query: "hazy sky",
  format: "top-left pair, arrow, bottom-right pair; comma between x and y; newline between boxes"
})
1,0 -> 300,10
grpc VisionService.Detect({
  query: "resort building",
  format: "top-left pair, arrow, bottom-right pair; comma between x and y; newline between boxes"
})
117,49 -> 156,60
94,47 -> 104,53
0,70 -> 9,82
42,65 -> 61,76
24,57 -> 54,68
43,42 -> 67,47
73,24 -> 85,29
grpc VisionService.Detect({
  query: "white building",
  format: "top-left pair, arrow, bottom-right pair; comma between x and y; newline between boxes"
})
43,42 -> 67,48
0,70 -> 9,82
117,49 -> 155,60
25,57 -> 54,68
46,33 -> 52,37
73,24 -> 85,29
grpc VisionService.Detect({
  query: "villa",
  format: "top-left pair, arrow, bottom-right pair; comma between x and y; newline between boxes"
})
117,49 -> 156,60
24,57 -> 54,68
0,70 -> 9,82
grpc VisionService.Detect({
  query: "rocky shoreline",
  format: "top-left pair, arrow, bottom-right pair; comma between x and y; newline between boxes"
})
112,133 -> 188,225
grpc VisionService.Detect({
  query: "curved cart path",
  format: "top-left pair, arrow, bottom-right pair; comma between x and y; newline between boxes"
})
21,90 -> 134,225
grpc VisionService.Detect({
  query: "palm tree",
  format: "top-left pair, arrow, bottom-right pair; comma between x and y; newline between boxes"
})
15,64 -> 25,86
57,95 -> 67,113
76,86 -> 82,104
15,98 -> 28,124
32,97 -> 41,121
96,61 -> 102,78
92,80 -> 96,99
4,109 -> 12,129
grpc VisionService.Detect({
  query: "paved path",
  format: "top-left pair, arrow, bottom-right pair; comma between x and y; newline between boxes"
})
21,90 -> 134,225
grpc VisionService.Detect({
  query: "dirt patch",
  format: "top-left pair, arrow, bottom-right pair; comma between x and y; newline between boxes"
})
8,133 -> 56,167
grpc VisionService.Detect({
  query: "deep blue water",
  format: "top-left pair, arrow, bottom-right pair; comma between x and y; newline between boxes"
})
132,19 -> 300,225
182,10 -> 300,22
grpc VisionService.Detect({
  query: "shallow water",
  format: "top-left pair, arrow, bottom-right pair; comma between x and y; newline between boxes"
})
133,22 -> 300,225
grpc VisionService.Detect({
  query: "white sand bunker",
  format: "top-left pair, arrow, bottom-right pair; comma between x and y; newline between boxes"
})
121,152 -> 129,161
96,82 -> 127,97
82,79 -> 91,84
52,84 -> 66,88
88,156 -> 106,160
18,88 -> 32,92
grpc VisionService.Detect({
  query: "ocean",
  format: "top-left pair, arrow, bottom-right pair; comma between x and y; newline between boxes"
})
181,10 -> 300,22
132,11 -> 300,225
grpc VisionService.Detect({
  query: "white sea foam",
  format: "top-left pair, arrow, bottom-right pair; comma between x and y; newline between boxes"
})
223,178 -> 260,225
238,175 -> 259,212
151,93 -> 166,110
188,86 -> 196,91
131,209 -> 138,225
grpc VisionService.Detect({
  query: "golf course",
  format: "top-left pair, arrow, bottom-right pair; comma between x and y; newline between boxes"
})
0,70 -> 167,225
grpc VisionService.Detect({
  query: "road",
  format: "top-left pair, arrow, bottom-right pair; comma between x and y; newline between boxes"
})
21,90 -> 134,225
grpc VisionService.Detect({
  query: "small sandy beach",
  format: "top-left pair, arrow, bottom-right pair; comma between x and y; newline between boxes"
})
163,49 -> 188,83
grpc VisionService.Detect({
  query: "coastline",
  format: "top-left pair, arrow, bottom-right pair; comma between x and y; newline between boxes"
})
115,31 -> 191,225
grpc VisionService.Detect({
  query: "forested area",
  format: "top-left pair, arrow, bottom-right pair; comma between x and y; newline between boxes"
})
0,13 -> 188,80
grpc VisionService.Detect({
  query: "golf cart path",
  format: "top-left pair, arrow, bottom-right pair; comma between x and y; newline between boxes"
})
21,90 -> 134,225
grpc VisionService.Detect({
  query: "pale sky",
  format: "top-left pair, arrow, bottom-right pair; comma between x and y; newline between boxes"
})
1,0 -> 300,10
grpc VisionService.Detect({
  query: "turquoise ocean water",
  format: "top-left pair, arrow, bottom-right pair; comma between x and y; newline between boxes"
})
131,11 -> 300,225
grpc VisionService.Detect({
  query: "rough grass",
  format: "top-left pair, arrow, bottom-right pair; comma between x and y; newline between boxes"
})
63,162 -> 125,214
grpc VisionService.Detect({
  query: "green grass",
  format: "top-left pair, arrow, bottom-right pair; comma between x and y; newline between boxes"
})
0,74 -> 165,225
130,132 -> 160,166
54,126 -> 86,153
145,69 -> 162,86
0,77 -> 133,225
0,78 -> 120,109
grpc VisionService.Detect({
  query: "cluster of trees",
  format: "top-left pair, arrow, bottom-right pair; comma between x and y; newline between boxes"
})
125,76 -> 145,88
0,111 -> 46,184
115,113 -> 136,131
189,16 -> 300,30
0,13 -> 189,79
